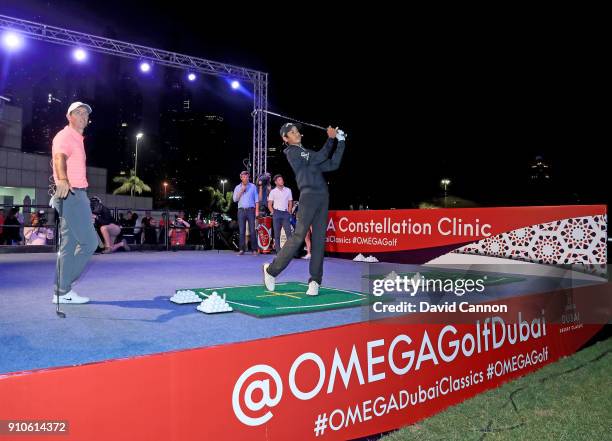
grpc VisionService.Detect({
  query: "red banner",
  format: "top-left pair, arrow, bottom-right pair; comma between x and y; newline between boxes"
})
0,282 -> 608,440
325,205 -> 606,254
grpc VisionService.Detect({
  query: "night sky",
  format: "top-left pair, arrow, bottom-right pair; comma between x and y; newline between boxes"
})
1,1 -> 609,211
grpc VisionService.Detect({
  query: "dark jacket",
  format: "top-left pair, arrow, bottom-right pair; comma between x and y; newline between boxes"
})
283,138 -> 345,195
92,205 -> 115,227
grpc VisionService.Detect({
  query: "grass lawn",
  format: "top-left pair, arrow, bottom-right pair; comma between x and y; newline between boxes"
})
381,335 -> 612,441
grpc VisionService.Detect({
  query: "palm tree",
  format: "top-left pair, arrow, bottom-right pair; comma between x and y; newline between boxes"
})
205,187 -> 232,213
113,171 -> 152,196
219,190 -> 232,213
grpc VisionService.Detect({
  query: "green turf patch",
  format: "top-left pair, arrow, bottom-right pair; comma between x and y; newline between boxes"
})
381,336 -> 612,440
365,270 -> 525,286
185,283 -> 372,317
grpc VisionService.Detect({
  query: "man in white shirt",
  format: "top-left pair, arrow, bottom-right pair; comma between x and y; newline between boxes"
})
267,174 -> 293,253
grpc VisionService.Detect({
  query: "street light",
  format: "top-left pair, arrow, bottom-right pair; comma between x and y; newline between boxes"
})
163,182 -> 168,200
220,179 -> 227,194
135,132 -> 144,177
440,178 -> 451,208
131,133 -> 144,198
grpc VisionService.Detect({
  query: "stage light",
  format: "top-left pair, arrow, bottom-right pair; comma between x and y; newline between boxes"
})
231,80 -> 240,90
2,31 -> 23,51
187,73 -> 196,81
73,48 -> 87,61
140,62 -> 151,73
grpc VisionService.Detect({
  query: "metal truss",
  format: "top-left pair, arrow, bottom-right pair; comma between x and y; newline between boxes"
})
0,14 -> 269,177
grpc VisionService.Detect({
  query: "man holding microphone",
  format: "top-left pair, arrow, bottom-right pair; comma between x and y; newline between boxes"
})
233,171 -> 259,254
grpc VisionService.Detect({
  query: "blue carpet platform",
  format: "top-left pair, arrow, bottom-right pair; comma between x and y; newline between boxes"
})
0,251 -> 599,375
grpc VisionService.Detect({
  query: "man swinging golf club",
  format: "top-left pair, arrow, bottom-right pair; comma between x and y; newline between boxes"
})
263,123 -> 346,296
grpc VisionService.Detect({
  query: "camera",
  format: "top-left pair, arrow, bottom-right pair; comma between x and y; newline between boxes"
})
89,196 -> 103,214
257,172 -> 271,188
37,210 -> 48,225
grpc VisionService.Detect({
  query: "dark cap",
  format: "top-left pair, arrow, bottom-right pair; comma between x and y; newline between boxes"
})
280,122 -> 301,137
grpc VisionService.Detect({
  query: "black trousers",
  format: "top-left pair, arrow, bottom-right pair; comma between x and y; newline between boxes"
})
268,192 -> 328,284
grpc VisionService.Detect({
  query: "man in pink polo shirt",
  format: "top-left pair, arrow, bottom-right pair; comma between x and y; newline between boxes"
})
51,102 -> 100,304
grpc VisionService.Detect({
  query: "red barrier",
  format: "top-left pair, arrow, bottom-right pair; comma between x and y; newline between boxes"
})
325,205 -> 607,265
0,282 -> 608,440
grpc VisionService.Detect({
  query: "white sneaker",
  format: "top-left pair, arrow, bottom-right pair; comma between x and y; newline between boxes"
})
301,254 -> 311,260
263,263 -> 275,291
306,281 -> 320,296
52,290 -> 90,304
